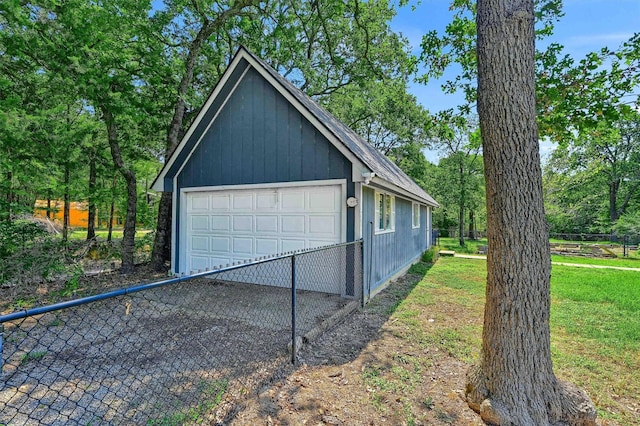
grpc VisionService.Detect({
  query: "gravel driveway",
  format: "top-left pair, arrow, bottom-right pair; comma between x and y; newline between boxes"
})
1,278 -> 353,425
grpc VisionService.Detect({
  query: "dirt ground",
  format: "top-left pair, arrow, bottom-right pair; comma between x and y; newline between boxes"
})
228,271 -> 486,426
2,263 -> 486,425
6,262 -> 623,425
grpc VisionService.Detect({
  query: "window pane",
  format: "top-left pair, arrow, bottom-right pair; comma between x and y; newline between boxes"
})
378,194 -> 384,230
385,195 -> 391,229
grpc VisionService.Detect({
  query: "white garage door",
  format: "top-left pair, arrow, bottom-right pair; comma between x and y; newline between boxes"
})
183,184 -> 343,273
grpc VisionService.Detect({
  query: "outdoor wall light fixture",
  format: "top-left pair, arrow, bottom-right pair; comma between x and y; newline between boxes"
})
361,171 -> 376,185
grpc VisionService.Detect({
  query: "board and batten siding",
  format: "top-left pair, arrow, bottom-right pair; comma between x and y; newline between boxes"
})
176,67 -> 352,188
171,66 -> 355,271
362,187 -> 429,295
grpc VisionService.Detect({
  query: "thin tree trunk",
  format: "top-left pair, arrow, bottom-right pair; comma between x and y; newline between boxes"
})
469,210 -> 475,240
101,106 -> 136,274
108,173 -> 117,242
87,155 -> 97,240
609,179 -> 620,223
466,1 -> 597,424
46,190 -> 52,219
458,162 -> 466,246
151,0 -> 259,271
62,162 -> 70,243
458,204 -> 465,246
151,23 -> 211,272
107,201 -> 115,242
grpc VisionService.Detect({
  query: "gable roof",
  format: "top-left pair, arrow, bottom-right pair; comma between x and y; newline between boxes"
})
152,47 -> 438,207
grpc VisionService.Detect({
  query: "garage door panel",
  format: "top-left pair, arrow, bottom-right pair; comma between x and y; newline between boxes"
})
211,215 -> 231,231
190,215 -> 209,231
190,256 -> 210,271
256,192 -> 278,209
282,239 -> 305,252
233,237 -> 253,254
256,215 -> 278,232
233,215 -> 253,232
191,236 -> 209,252
308,239 -> 335,248
210,256 -> 231,268
190,194 -> 210,211
256,238 -> 278,255
233,194 -> 253,209
210,194 -> 230,209
281,191 -> 305,210
281,215 -> 305,233
211,236 -> 230,252
308,215 -> 337,235
309,189 -> 338,211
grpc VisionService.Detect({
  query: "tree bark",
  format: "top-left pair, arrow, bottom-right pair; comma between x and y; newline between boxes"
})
101,106 -> 137,274
87,155 -> 97,240
46,189 -> 52,219
150,0 -> 260,272
466,1 -> 597,425
469,209 -> 476,240
150,22 -> 211,271
609,179 -> 620,223
62,162 -> 70,243
458,160 -> 466,246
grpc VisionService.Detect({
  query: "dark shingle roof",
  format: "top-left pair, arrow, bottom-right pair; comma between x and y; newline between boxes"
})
242,48 -> 438,207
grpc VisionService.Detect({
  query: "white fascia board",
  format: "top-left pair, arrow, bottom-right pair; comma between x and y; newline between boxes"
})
354,182 -> 362,240
367,177 -> 439,208
151,52 -> 251,192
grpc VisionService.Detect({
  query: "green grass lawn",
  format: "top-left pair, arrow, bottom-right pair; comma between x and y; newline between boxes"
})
551,254 -> 640,268
398,256 -> 640,424
66,228 -> 152,240
436,237 -> 488,254
437,237 -> 640,264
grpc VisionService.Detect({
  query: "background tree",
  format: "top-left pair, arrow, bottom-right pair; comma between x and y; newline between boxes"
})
465,0 -> 597,424
543,109 -> 640,234
428,114 -> 484,245
0,0 -> 166,272
151,0 -> 430,269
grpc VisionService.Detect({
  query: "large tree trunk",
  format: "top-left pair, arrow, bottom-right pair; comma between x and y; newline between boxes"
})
151,191 -> 173,270
102,107 -> 137,274
466,1 -> 597,425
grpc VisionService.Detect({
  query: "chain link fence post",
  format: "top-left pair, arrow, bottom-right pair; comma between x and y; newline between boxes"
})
291,253 -> 297,365
0,324 -> 4,371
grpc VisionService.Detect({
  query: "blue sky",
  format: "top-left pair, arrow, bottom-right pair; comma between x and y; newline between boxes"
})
390,0 -> 640,161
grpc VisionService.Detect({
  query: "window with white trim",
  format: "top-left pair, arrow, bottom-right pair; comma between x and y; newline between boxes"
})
412,202 -> 421,228
374,191 -> 395,233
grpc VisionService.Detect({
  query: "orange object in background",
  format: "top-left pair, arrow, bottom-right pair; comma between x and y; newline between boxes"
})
34,200 -> 89,228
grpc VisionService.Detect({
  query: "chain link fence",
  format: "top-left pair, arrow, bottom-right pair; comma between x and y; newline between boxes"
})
549,232 -> 640,244
1,240 -> 363,425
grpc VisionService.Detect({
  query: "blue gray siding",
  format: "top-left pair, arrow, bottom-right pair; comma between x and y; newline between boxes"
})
170,66 -> 355,272
175,66 -> 351,188
362,187 -> 429,295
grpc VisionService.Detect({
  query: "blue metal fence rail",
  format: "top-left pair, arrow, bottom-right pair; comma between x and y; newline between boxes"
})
0,240 -> 364,424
